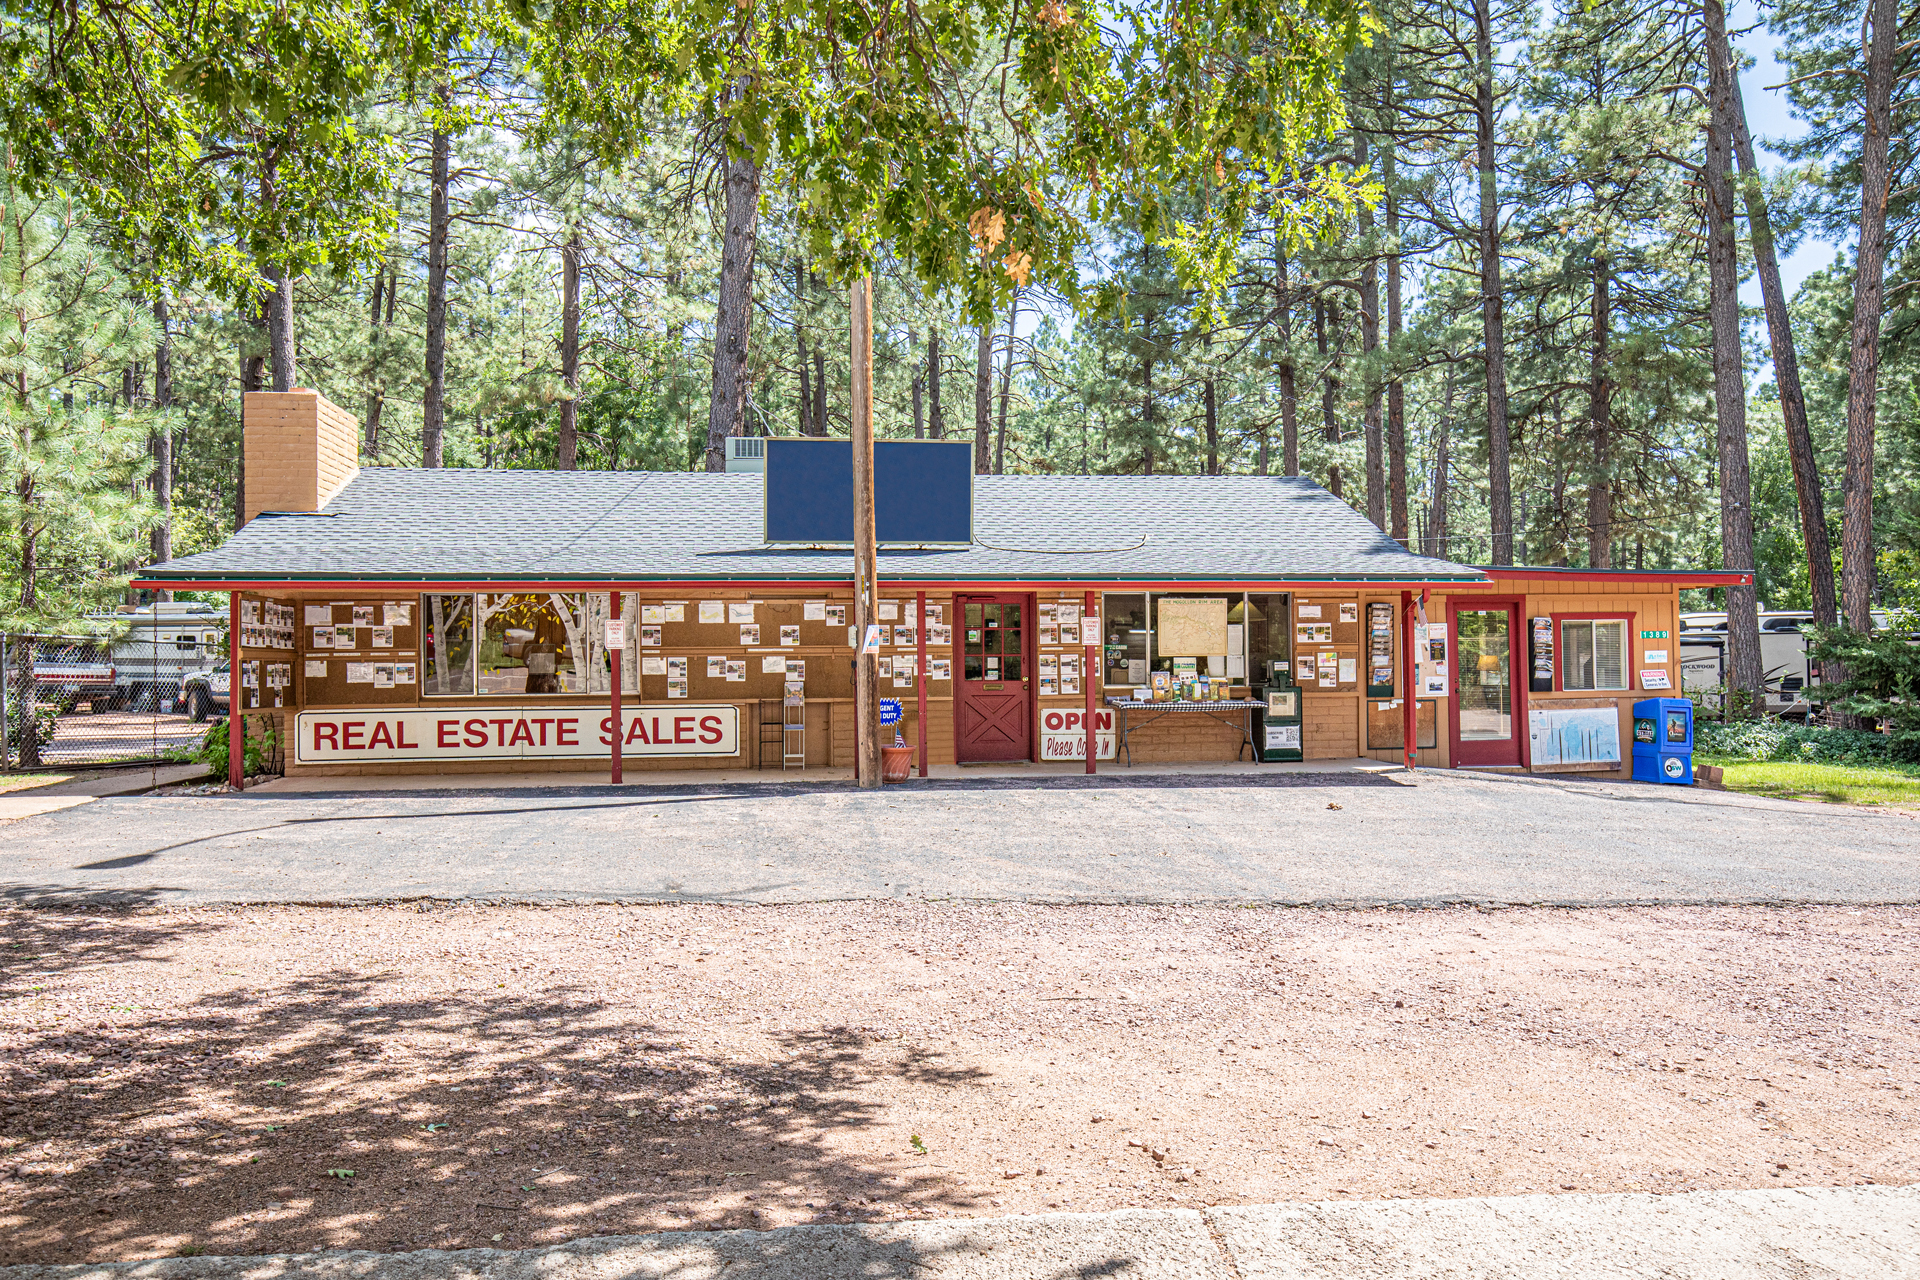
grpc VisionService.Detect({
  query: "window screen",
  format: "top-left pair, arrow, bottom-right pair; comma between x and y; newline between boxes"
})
1560,618 -> 1627,690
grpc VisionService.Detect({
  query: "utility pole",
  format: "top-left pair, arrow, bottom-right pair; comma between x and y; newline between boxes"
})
851,278 -> 881,788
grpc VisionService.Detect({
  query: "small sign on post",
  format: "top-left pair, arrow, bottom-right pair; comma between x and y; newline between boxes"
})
604,620 -> 625,650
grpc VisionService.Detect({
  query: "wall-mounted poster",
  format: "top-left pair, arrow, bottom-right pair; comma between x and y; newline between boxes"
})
826,605 -> 847,626
739,624 -> 760,645
804,601 -> 827,620
930,659 -> 951,681
780,624 -> 800,645
1339,603 -> 1359,624
1528,703 -> 1621,770
1296,622 -> 1334,645
728,602 -> 756,623
700,601 -> 726,624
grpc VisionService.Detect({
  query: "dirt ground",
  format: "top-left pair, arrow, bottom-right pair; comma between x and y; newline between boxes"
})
2,900 -> 1915,1264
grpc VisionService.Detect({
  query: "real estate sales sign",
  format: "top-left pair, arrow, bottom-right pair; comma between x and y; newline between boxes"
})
294,705 -> 740,764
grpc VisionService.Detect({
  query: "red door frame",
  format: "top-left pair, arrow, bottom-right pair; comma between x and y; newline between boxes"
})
1448,596 -> 1529,768
954,592 -> 1035,763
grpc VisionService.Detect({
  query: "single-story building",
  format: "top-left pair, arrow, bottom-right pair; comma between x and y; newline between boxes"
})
136,391 -> 1749,784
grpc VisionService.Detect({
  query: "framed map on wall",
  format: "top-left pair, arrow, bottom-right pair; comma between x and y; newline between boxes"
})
1156,598 -> 1229,657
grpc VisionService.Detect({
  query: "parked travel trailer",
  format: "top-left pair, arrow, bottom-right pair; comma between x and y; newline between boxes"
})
1677,610 -> 1897,717
91,601 -> 228,712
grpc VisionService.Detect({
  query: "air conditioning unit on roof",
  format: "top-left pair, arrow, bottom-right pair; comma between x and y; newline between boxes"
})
724,436 -> 766,472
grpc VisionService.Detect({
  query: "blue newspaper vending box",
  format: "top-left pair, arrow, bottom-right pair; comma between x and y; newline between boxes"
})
1632,698 -> 1694,784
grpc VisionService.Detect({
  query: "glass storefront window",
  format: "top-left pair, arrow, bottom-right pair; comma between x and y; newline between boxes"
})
1101,594 -> 1147,686
421,592 -> 614,696
1244,594 -> 1290,687
423,595 -> 474,695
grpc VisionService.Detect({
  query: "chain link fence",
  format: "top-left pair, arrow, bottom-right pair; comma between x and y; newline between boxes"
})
2,633 -> 217,771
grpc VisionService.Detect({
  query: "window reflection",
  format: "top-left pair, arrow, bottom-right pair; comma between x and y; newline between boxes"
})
421,593 -> 614,696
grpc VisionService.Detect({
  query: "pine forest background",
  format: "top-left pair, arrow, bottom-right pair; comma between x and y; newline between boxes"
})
3,0 -> 1916,652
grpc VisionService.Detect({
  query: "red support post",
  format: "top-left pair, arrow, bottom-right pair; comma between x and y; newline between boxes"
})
227,592 -> 244,790
1402,589 -> 1418,771
1084,589 -> 1098,774
610,591 -> 623,785
916,590 -> 929,778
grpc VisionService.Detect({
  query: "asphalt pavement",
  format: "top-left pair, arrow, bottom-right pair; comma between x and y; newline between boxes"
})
2,767 -> 1917,908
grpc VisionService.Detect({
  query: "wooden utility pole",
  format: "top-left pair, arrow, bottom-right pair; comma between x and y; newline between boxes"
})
851,278 -> 881,788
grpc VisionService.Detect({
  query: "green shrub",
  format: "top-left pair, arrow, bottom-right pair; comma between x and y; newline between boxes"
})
1804,625 -> 1920,762
1695,719 -> 1898,767
194,717 -> 278,776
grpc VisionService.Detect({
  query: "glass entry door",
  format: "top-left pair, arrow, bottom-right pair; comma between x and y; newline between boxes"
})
1450,603 -> 1521,766
954,595 -> 1032,762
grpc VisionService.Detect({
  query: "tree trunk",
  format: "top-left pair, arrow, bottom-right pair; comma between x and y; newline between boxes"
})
558,225 -> 581,469
927,325 -> 943,439
1727,64 -> 1834,628
1431,378 -> 1451,558
1587,256 -> 1612,568
1276,243 -> 1297,476
1315,295 -> 1340,443
1386,174 -> 1407,542
1842,0 -> 1897,632
1328,463 -> 1342,500
994,294 -> 1018,474
1473,0 -> 1512,563
365,268 -> 387,455
1704,0 -> 1763,711
910,327 -> 924,439
1141,355 -> 1155,475
423,88 -> 451,468
794,261 -> 811,436
973,322 -> 993,473
812,345 -> 827,435
706,143 -> 761,470
239,300 -> 265,531
1204,376 -> 1219,476
265,267 -> 295,392
150,293 -> 173,583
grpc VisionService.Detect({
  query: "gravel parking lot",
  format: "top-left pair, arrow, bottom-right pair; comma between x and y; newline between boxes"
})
4,769 -> 1919,909
1,899 -> 1914,1263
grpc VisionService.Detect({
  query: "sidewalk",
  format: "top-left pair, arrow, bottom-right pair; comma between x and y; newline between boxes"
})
3,1186 -> 1913,1279
251,757 -> 1404,794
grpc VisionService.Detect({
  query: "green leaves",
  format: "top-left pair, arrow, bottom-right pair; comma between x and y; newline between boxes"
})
514,0 -> 1375,313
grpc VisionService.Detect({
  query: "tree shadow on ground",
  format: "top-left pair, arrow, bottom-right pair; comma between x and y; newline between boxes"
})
0,907 -> 1013,1270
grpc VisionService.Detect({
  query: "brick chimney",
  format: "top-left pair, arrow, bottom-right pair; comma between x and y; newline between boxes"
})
242,389 -> 361,526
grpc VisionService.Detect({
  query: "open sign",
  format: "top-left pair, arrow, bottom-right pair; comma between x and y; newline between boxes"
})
1039,708 -> 1116,761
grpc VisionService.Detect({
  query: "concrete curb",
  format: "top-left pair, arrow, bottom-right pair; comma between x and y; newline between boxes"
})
4,1186 -> 1915,1280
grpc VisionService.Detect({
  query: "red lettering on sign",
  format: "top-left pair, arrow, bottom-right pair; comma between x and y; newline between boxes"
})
368,721 -> 395,750
674,715 -> 695,744
342,721 -> 366,750
1043,711 -> 1066,731
438,720 -> 460,748
699,714 -> 723,745
626,717 -> 651,745
397,722 -> 420,749
532,718 -> 554,746
651,716 -> 667,745
556,719 -> 578,746
599,716 -> 614,746
465,718 -> 488,748
509,719 -> 535,747
489,718 -> 513,746
314,723 -> 339,751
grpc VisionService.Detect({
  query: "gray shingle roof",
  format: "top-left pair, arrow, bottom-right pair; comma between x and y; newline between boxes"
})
141,468 -> 1487,585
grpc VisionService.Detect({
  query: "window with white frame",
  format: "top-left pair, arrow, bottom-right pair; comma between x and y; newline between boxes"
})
1560,618 -> 1628,690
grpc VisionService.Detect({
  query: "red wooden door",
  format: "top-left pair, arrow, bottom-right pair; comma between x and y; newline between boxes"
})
1449,600 -> 1523,767
955,595 -> 1032,762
